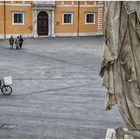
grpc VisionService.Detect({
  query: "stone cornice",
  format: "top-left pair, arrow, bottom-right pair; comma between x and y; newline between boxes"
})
32,1 -> 56,10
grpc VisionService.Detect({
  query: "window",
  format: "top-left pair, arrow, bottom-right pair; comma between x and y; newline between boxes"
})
85,13 -> 95,24
64,14 -> 71,23
62,13 -> 73,24
12,12 -> 24,25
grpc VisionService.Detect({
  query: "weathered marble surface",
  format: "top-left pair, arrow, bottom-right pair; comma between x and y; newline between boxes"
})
100,1 -> 140,138
106,128 -> 133,139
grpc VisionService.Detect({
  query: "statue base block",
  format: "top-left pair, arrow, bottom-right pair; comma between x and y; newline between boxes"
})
106,128 -> 134,139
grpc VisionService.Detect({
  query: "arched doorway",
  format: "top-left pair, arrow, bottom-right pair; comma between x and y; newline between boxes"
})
37,11 -> 48,36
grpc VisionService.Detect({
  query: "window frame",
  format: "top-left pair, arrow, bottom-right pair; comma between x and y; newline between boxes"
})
85,12 -> 95,24
12,12 -> 24,25
62,12 -> 73,25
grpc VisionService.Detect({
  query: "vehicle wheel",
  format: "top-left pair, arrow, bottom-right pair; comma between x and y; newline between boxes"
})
1,85 -> 12,95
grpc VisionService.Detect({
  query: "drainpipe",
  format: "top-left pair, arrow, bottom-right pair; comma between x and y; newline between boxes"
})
77,1 -> 80,37
4,0 -> 6,39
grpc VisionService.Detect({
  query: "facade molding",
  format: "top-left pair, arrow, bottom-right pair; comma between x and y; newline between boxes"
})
55,32 -> 101,37
32,1 -> 56,10
0,3 -> 31,6
97,32 -> 103,35
0,34 -> 4,39
79,32 -> 99,36
0,34 -> 33,39
56,5 -> 100,8
56,33 -> 77,37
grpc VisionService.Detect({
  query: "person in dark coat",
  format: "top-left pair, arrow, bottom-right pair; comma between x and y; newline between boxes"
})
19,35 -> 24,50
9,36 -> 14,49
15,36 -> 20,50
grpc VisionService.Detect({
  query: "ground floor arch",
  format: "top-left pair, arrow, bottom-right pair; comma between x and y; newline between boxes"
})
37,11 -> 49,36
32,9 -> 55,37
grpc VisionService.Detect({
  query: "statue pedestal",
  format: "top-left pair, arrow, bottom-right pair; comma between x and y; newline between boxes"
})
106,128 -> 134,139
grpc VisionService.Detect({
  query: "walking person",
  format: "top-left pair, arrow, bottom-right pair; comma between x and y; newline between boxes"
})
19,35 -> 24,50
9,36 -> 14,49
15,36 -> 20,50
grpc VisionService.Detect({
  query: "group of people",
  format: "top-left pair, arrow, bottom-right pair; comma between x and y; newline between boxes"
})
9,35 -> 24,50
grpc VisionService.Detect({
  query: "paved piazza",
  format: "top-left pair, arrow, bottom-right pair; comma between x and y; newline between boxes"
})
0,37 -> 124,138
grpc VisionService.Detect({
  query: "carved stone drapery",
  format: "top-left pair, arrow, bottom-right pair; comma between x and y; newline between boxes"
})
100,1 -> 140,138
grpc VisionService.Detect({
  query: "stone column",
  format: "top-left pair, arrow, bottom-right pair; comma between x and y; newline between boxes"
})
51,10 -> 55,37
33,10 -> 38,38
47,11 -> 51,37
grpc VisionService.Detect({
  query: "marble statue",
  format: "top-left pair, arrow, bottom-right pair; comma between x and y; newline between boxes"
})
100,1 -> 140,138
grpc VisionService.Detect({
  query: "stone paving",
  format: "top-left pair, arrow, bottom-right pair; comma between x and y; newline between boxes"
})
0,37 -> 124,138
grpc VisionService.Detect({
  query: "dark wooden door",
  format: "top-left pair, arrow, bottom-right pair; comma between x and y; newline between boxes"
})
37,12 -> 48,36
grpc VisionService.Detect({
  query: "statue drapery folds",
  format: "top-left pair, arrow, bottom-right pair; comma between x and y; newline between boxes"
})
100,1 -> 140,133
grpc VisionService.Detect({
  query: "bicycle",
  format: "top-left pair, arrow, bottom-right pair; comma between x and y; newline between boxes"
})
0,77 -> 12,95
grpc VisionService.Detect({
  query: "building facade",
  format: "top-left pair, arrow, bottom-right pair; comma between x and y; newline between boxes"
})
0,1 -> 104,39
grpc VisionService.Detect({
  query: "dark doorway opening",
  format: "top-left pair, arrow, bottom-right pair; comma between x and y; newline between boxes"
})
37,11 -> 48,36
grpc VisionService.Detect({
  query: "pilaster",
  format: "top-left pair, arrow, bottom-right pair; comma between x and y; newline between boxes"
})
97,1 -> 104,35
51,10 -> 55,37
